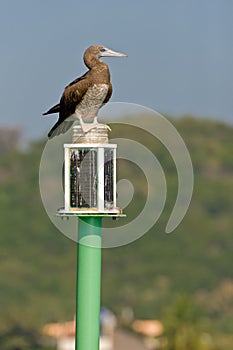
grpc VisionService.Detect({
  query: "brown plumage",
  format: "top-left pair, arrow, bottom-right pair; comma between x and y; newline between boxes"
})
43,45 -> 126,138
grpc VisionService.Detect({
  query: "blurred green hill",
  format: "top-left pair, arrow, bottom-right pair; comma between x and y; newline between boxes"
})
0,117 -> 232,348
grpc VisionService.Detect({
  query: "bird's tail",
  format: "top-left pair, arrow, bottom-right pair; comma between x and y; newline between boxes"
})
43,103 -> 60,115
48,120 -> 75,139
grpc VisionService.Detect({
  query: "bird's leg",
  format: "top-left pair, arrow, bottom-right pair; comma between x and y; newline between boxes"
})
91,116 -> 111,131
79,115 -> 111,133
78,115 -> 95,134
77,114 -> 111,134
93,116 -> 98,124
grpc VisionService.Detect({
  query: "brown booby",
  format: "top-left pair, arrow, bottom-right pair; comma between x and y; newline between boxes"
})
43,45 -> 127,138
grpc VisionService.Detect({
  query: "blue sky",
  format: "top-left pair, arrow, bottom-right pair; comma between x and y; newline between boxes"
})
0,0 -> 233,141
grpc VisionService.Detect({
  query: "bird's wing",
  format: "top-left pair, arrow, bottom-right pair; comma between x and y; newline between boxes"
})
103,82 -> 112,105
43,71 -> 89,116
46,72 -> 91,138
48,119 -> 74,139
59,74 -> 90,121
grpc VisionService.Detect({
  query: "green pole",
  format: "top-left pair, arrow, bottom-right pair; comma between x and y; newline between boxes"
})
75,216 -> 102,350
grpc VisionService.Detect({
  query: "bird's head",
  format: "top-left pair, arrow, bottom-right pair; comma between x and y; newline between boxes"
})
84,45 -> 127,68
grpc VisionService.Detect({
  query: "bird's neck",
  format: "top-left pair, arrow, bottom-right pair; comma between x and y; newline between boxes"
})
84,56 -> 96,68
87,61 -> 110,83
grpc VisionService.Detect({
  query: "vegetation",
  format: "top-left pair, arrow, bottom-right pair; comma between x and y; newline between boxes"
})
161,294 -> 212,350
0,116 -> 232,349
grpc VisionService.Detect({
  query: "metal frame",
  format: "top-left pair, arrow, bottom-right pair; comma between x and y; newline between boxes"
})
61,143 -> 119,215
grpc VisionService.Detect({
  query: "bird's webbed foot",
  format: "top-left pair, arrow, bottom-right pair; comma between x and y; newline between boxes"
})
79,117 -> 111,134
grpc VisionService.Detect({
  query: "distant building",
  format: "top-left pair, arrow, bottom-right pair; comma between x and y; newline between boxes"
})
132,320 -> 164,350
42,308 -> 117,350
132,319 -> 163,338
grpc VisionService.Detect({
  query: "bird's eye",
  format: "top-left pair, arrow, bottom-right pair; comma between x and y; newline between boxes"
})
100,48 -> 106,52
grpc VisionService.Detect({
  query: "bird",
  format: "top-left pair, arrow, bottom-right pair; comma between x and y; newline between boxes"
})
43,45 -> 127,138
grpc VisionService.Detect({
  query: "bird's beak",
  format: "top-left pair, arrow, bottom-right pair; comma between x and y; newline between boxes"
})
100,48 -> 127,57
